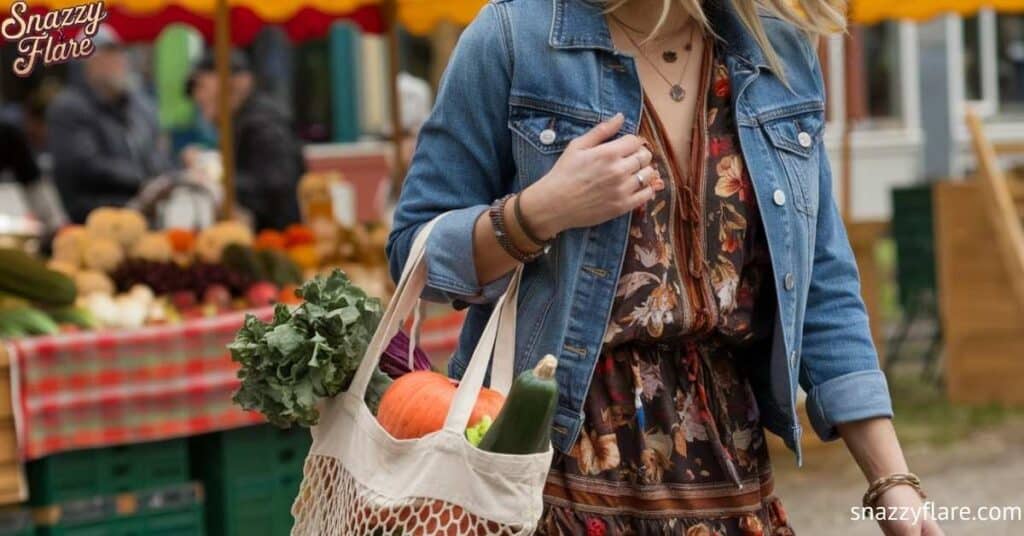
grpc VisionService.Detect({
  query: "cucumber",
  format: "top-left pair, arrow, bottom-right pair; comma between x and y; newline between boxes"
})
0,306 -> 60,336
45,306 -> 98,329
478,355 -> 559,454
0,249 -> 76,306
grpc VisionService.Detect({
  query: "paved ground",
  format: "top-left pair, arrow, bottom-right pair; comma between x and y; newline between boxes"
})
769,417 -> 1024,535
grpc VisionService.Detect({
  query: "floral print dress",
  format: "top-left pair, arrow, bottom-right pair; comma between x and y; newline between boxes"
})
539,44 -> 794,536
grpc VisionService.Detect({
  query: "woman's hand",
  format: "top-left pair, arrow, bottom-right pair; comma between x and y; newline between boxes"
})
875,485 -> 945,536
518,113 -> 666,239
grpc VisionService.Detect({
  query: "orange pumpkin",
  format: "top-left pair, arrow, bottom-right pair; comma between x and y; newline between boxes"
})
377,371 -> 505,440
254,229 -> 287,251
287,244 -> 320,270
165,229 -> 195,253
278,284 -> 302,305
284,224 -> 315,247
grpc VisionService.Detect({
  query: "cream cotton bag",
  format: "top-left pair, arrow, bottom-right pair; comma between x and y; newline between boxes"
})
291,213 -> 552,535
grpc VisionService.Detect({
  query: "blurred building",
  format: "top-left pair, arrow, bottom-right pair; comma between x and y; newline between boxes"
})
1,9 -> 1021,226
821,10 -> 1024,221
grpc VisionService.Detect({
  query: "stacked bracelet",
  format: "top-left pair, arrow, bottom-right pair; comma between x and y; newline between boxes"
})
489,194 -> 550,263
513,193 -> 553,248
862,472 -> 926,509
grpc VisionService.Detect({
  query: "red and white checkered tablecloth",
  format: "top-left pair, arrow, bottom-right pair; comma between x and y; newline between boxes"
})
8,309 -> 274,461
7,306 -> 468,461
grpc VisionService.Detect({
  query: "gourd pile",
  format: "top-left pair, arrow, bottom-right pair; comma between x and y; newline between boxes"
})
0,206 -> 327,337
38,207 -> 309,331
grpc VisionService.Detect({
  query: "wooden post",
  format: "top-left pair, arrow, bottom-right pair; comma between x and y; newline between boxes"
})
384,0 -> 406,196
841,26 -> 867,221
215,0 -> 236,220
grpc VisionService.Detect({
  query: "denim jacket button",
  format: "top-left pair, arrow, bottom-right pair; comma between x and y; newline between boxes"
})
539,129 -> 557,145
798,131 -> 813,148
773,189 -> 786,206
784,272 -> 795,291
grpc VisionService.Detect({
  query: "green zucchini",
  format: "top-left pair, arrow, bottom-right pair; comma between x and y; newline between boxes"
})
478,355 -> 559,454
221,244 -> 267,281
258,249 -> 303,286
0,249 -> 76,306
45,306 -> 98,329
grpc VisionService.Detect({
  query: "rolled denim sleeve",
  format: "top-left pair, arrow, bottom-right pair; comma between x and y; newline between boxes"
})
386,3 -> 515,306
800,141 -> 894,442
798,39 -> 893,442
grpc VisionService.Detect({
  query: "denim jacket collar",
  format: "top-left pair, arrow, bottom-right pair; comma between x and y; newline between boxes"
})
549,0 -> 769,71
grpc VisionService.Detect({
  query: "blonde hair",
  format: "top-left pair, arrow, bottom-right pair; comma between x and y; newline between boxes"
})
605,0 -> 846,76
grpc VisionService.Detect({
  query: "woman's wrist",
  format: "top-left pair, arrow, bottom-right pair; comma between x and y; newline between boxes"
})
518,183 -> 566,239
863,472 -> 927,509
499,196 -> 541,256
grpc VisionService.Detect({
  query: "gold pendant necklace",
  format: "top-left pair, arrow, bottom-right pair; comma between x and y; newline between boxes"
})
612,16 -> 697,103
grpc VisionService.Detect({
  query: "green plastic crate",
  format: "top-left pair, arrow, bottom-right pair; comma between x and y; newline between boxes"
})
191,425 -> 309,536
192,425 -> 310,478
29,439 -> 190,505
38,504 -> 204,536
890,185 -> 938,310
0,509 -> 33,536
37,482 -> 204,536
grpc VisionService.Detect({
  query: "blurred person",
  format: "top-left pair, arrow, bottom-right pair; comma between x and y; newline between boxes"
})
47,25 -> 169,223
0,120 -> 39,188
185,50 -> 303,230
0,81 -> 69,234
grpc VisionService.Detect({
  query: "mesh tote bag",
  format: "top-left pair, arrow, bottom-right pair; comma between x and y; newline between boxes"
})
291,213 -> 553,535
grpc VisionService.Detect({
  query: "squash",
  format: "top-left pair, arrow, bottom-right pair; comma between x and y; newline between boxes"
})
131,232 -> 173,262
221,244 -> 267,281
478,355 -> 559,454
258,249 -> 303,286
165,229 -> 196,254
254,229 -> 287,251
377,371 -> 505,440
81,237 -> 124,273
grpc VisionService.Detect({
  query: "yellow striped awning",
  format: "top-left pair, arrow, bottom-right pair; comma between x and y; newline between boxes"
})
397,0 -> 486,35
851,0 -> 1024,24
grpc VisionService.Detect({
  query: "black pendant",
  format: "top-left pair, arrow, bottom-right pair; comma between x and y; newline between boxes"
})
670,84 -> 686,102
662,50 -> 678,63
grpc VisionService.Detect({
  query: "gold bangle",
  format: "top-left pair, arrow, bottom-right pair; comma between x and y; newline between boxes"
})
862,472 -> 927,509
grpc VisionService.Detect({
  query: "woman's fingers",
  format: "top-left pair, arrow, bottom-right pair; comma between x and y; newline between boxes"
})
626,147 -> 653,172
571,113 -> 625,150
626,166 -> 660,192
598,133 -> 645,158
623,179 -> 657,209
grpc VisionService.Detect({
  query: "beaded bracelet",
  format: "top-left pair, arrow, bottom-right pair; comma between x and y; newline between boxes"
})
862,472 -> 927,509
489,194 -> 548,263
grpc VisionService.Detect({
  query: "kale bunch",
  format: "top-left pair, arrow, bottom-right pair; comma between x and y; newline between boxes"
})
229,269 -> 393,427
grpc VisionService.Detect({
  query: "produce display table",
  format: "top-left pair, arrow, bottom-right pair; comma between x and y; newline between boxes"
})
7,309 -> 274,462
6,304 -> 468,463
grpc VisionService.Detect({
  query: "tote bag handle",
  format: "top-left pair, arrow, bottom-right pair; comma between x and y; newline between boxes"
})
348,214 -> 522,425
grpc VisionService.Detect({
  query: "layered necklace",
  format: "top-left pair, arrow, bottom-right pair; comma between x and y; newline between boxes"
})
611,14 -> 697,102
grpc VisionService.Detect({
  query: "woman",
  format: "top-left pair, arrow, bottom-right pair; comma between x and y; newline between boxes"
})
387,1 -> 942,534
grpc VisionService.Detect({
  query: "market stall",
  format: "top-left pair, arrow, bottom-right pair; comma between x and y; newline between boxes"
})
0,213 -> 465,533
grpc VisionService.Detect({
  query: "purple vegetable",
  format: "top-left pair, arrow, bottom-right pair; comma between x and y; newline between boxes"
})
379,330 -> 433,379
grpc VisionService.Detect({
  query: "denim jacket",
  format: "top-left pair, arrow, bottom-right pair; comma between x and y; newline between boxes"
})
387,0 -> 893,464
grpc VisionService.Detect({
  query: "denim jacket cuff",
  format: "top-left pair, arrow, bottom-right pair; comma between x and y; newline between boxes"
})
424,204 -> 514,304
806,369 -> 893,442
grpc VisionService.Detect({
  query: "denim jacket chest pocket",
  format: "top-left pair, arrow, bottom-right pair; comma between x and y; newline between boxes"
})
760,106 -> 824,216
508,101 -> 602,189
